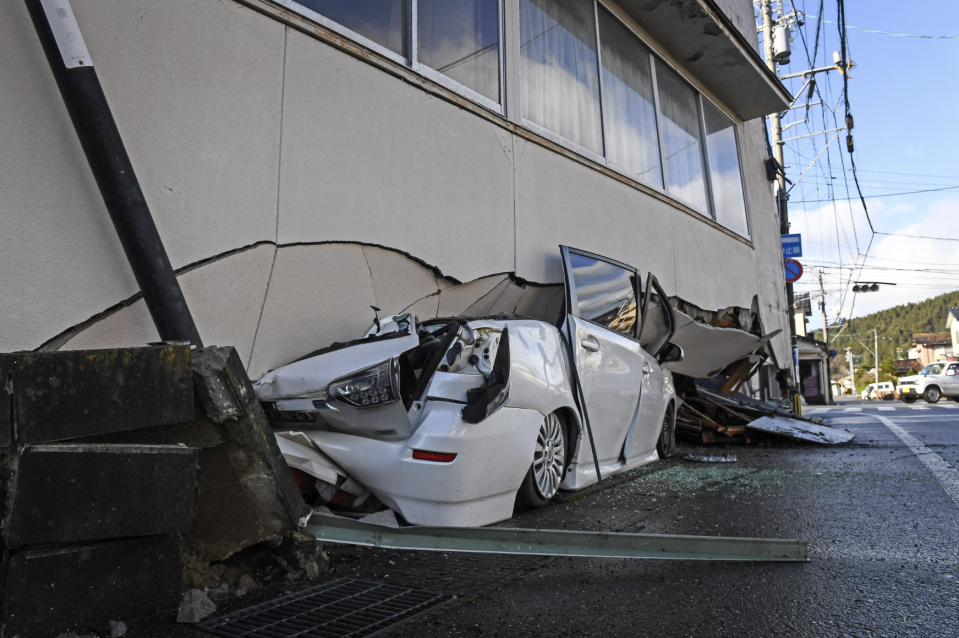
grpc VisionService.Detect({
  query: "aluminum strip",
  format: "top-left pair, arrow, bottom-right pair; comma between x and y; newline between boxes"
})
305,513 -> 807,562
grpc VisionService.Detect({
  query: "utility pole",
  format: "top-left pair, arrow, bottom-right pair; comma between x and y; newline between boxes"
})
846,347 -> 857,397
760,0 -> 798,399
819,270 -> 833,404
874,329 -> 879,386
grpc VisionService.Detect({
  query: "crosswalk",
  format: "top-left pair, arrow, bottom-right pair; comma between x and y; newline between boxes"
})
808,403 -> 958,414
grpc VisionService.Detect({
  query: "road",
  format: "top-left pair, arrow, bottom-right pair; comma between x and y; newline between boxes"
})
146,401 -> 959,638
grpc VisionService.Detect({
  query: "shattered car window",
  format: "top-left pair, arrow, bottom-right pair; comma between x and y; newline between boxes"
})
568,253 -> 637,337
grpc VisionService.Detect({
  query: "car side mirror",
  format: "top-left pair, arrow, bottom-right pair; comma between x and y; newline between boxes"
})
659,343 -> 683,364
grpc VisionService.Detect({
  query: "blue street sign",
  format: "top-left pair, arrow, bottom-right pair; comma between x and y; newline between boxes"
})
782,234 -> 802,258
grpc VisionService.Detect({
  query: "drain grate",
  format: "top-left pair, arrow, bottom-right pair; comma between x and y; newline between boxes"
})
199,578 -> 453,638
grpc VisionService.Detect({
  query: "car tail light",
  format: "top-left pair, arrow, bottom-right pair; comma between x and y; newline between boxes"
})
329,359 -> 399,408
412,450 -> 457,463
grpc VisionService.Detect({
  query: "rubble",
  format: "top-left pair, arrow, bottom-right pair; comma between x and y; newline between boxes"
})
108,620 -> 127,637
176,589 -> 216,624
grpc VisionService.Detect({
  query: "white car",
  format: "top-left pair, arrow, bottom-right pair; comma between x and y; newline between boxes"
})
897,361 -> 959,404
254,246 -> 683,527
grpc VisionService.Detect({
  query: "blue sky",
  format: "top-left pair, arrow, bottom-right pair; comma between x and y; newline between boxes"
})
763,0 -> 959,327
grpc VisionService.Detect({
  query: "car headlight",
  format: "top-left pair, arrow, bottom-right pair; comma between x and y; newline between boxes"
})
328,359 -> 399,408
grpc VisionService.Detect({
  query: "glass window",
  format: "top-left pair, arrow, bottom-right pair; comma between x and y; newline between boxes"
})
520,0 -> 603,155
418,0 -> 500,102
655,60 -> 708,213
703,100 -> 748,236
296,0 -> 407,57
598,10 -> 662,188
568,253 -> 636,336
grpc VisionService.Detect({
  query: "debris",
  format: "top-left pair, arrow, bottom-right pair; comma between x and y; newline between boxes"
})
238,574 -> 259,591
747,416 -> 855,445
275,531 -> 329,581
684,454 -> 737,463
208,581 -> 230,602
108,620 -> 128,637
357,509 -> 400,528
177,589 -> 217,624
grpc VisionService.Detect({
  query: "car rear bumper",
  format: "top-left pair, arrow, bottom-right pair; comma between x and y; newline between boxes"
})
304,402 -> 544,527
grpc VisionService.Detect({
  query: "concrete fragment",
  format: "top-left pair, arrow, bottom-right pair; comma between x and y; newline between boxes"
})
108,620 -> 128,637
208,582 -> 230,602
276,531 -> 329,580
177,589 -> 216,624
238,574 -> 258,591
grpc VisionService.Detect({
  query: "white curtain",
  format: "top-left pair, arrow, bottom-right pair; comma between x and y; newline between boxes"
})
418,0 -> 500,101
655,60 -> 708,213
703,101 -> 749,236
598,10 -> 662,188
520,0 -> 603,154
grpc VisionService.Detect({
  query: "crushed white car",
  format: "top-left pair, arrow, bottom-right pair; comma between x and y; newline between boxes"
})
254,247 -> 684,527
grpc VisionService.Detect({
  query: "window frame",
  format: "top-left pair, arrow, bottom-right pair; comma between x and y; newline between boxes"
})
561,245 -> 641,342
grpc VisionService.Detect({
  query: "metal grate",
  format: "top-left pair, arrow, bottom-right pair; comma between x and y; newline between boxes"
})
199,578 -> 453,638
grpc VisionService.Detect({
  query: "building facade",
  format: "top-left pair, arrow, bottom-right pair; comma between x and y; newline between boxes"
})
2,0 -> 791,379
913,333 -> 954,366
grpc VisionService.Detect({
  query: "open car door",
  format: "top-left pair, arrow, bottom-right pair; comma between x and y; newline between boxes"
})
560,246 -> 646,475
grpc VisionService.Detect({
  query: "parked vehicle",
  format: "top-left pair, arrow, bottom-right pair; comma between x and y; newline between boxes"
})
896,362 -> 959,404
254,247 -> 683,527
861,381 -> 895,401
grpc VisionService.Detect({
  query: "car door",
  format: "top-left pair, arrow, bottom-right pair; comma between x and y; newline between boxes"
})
626,273 -> 676,460
945,363 -> 959,396
560,247 -> 644,467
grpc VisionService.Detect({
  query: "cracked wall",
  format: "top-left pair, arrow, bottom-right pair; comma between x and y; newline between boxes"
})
1,0 -> 791,373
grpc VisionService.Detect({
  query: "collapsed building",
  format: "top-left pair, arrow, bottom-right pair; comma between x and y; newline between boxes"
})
3,0 -> 792,387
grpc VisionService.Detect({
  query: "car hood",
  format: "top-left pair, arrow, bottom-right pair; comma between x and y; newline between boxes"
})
898,375 -> 923,384
253,332 -> 420,400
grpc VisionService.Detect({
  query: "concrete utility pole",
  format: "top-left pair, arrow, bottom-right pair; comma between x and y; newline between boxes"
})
819,270 -> 833,404
760,0 -> 798,396
875,329 -> 879,386
845,347 -> 856,396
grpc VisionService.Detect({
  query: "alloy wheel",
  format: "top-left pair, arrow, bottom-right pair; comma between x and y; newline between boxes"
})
532,413 -> 565,499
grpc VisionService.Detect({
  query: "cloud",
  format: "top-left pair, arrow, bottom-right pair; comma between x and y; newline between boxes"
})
790,196 -> 959,324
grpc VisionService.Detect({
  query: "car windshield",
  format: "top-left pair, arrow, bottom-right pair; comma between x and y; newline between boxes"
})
920,363 -> 945,375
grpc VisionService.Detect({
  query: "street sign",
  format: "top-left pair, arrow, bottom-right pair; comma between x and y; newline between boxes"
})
781,234 -> 803,258
784,259 -> 803,283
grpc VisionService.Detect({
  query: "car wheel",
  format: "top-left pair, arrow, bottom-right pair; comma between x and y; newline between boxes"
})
924,386 -> 941,403
516,412 -> 567,511
656,406 -> 675,459
901,396 -> 917,404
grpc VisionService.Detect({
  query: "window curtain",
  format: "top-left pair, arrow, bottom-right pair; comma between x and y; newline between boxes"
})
598,10 -> 662,188
703,101 -> 749,236
655,60 -> 708,213
418,0 -> 500,101
520,0 -> 603,155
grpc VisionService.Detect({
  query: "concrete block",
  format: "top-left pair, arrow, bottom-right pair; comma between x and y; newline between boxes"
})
247,244 -> 377,377
5,444 -> 199,548
3,536 -> 182,638
362,245 -> 440,315
277,28 -> 515,283
1,346 -> 193,445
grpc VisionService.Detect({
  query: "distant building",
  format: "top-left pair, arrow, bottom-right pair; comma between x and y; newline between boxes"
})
797,335 -> 831,405
893,359 -> 923,376
947,308 -> 959,358
912,333 -> 954,366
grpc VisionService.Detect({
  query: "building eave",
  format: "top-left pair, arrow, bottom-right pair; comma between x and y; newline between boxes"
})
616,0 -> 792,120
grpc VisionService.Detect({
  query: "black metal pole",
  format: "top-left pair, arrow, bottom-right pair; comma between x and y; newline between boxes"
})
25,0 -> 203,347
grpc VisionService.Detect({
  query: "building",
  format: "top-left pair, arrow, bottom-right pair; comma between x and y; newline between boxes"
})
797,335 -> 831,405
947,308 -> 959,357
2,0 -> 792,383
912,333 -> 954,366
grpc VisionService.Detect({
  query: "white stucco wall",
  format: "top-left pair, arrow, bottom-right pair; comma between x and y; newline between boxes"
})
0,0 -> 790,376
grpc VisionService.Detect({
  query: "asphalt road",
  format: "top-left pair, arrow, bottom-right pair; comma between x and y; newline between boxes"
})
147,401 -> 959,638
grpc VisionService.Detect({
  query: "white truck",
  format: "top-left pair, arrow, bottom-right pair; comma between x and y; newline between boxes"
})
896,362 -> 959,404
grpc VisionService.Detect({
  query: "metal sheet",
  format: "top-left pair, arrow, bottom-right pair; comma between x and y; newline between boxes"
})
305,513 -> 807,562
747,415 -> 855,445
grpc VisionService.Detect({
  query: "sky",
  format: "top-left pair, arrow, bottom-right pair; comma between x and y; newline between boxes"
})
759,0 -> 959,330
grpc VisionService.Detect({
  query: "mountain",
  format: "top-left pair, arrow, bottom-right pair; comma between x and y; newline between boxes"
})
810,289 -> 959,373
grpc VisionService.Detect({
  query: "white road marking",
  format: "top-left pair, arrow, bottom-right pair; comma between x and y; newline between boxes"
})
877,407 -> 896,411
911,406 -> 929,410
845,407 -> 862,412
873,414 -> 959,509
807,409 -> 825,414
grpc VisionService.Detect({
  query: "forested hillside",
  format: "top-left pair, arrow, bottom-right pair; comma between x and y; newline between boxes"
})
811,289 -> 959,373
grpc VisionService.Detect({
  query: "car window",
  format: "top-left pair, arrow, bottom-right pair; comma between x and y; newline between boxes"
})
922,364 -> 945,375
949,364 -> 959,374
567,252 -> 637,337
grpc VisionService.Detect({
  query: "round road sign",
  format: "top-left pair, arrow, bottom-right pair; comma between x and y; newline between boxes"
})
784,259 -> 803,283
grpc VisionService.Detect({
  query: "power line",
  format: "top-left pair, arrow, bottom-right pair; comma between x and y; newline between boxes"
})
798,11 -> 959,40
792,184 -> 959,203
875,232 -> 959,243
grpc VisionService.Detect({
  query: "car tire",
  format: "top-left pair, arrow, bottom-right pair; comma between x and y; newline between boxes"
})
656,406 -> 676,459
901,396 -> 917,404
516,411 -> 567,511
924,386 -> 941,404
